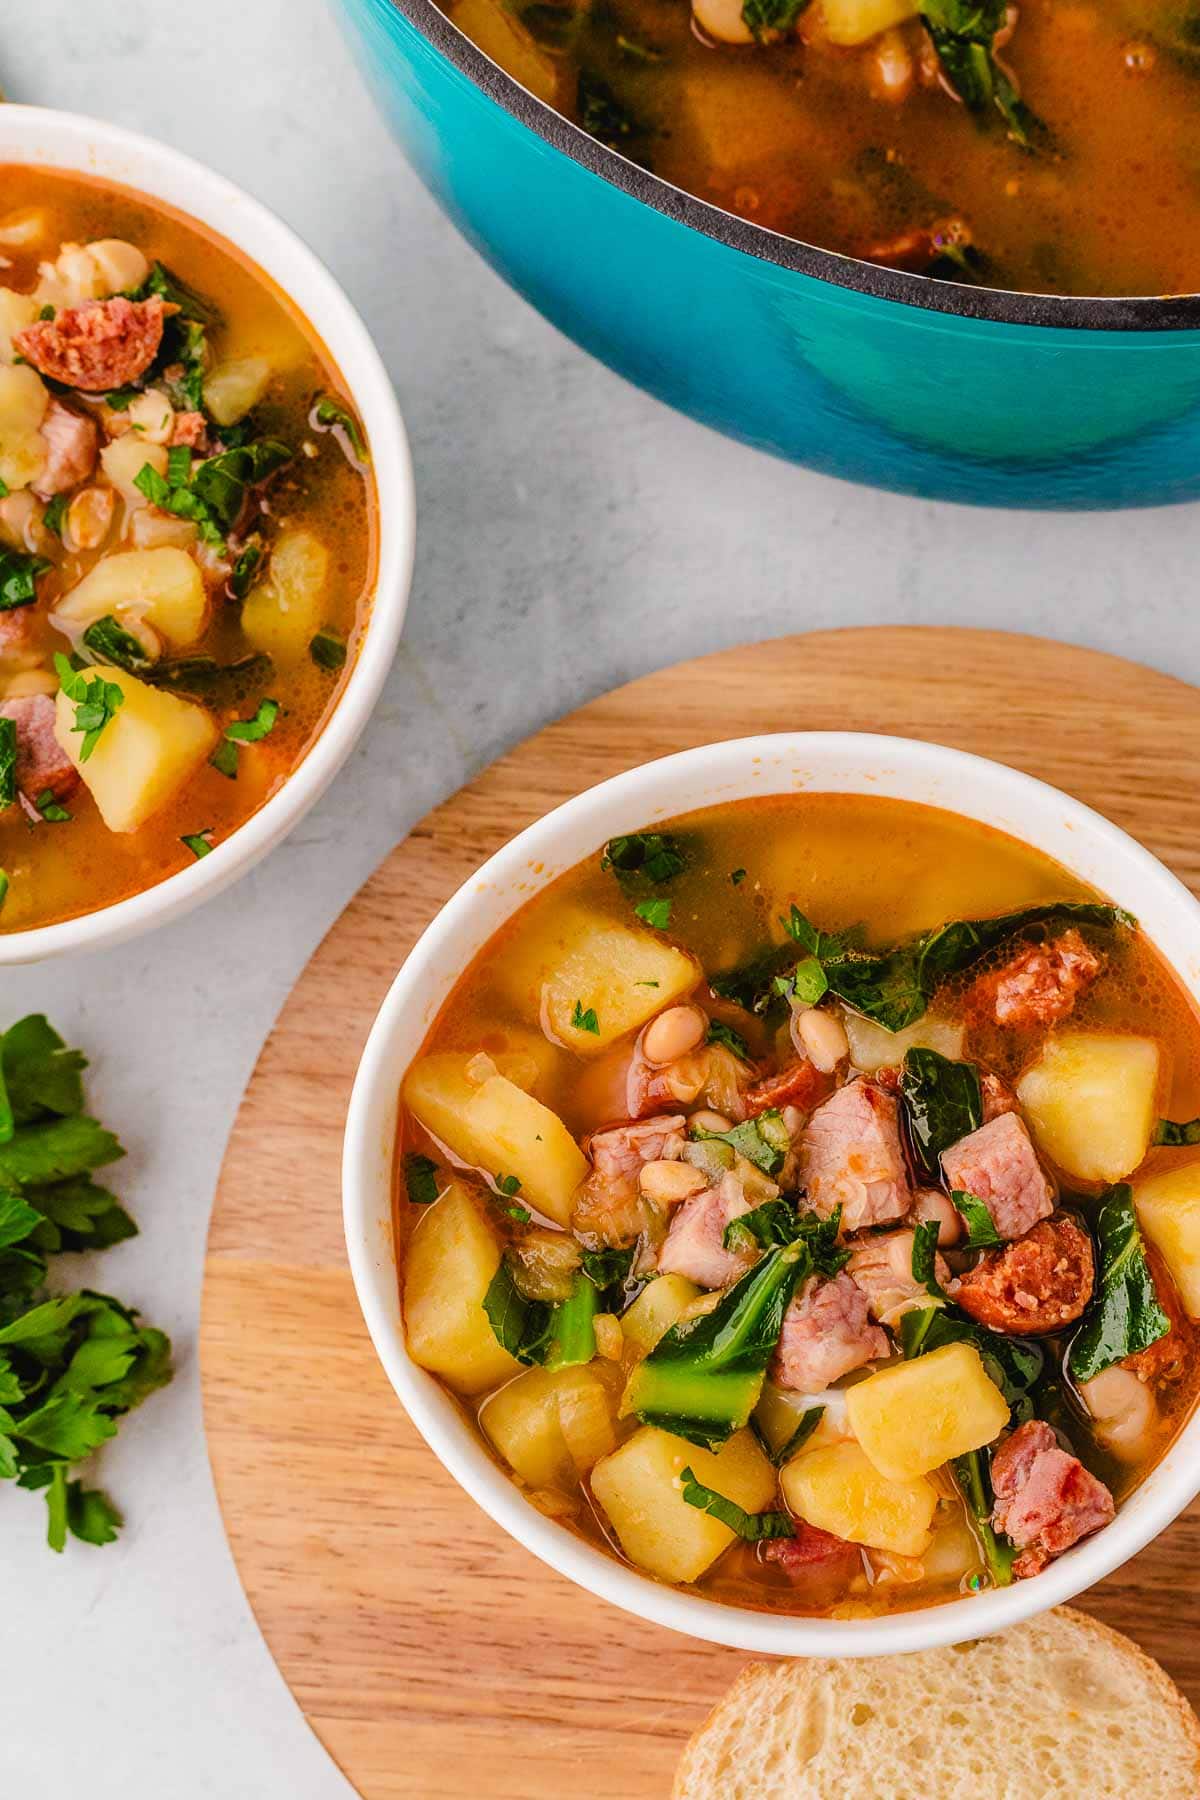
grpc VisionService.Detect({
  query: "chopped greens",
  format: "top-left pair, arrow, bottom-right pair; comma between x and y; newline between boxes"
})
544,1273 -> 598,1369
705,1019 -> 751,1062
54,654 -> 124,763
403,1153 -> 442,1206
741,0 -> 810,40
725,1201 -> 848,1277
83,630 -> 274,702
634,896 -> 672,929
571,1000 -> 600,1035
134,259 -> 216,326
910,1219 -> 946,1297
313,394 -> 369,462
694,1108 -> 790,1177
920,0 -> 1043,147
953,1448 -> 1014,1588
191,439 -> 291,532
577,69 -> 641,149
952,1190 -> 1003,1249
626,1242 -> 810,1447
602,831 -> 686,885
42,493 -> 68,539
679,1467 -> 794,1540
900,1047 -> 982,1183
34,790 -> 71,824
181,831 -> 214,860
0,1016 -> 170,1548
0,717 -> 16,812
133,459 -> 225,550
229,540 -> 264,601
730,869 -> 747,886
483,1264 -> 597,1368
225,698 -> 279,743
310,629 -> 347,672
1068,1185 -> 1170,1383
81,615 -> 154,673
0,549 -> 49,612
773,1404 -> 825,1465
1153,1118 -> 1200,1146
901,1303 -> 1043,1413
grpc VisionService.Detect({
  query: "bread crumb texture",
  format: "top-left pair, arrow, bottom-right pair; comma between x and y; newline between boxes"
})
672,1608 -> 1200,1800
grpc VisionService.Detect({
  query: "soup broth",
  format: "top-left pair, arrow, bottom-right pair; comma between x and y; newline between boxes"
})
0,168 -> 376,931
433,0 -> 1200,297
395,793 -> 1200,1618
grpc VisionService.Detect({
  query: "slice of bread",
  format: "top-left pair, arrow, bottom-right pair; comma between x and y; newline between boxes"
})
673,1607 -> 1200,1800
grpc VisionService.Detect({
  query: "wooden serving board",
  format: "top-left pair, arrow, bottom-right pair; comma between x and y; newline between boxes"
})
201,628 -> 1200,1800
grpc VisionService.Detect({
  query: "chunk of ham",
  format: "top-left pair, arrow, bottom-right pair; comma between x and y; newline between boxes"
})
587,1115 -> 686,1182
169,410 -> 208,450
771,1271 -> 890,1391
798,1078 -> 910,1232
0,694 -> 78,804
845,1228 -> 952,1327
14,295 -> 168,392
572,1114 -> 687,1249
657,1172 -> 757,1289
941,1112 -> 1055,1241
744,1057 -> 832,1119
980,1070 -> 1019,1122
990,1419 -> 1115,1579
762,1523 -> 861,1581
32,400 -> 97,497
970,930 -> 1102,1030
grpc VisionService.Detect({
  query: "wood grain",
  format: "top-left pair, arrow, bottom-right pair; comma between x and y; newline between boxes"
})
201,628 -> 1200,1800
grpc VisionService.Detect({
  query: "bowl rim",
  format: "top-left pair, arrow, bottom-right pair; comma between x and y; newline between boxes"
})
373,0 -> 1200,333
0,104 -> 416,963
343,728 -> 1200,1657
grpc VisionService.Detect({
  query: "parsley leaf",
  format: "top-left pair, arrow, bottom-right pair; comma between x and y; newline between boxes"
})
910,1218 -> 946,1297
634,896 -> 672,929
0,717 -> 16,811
54,654 -> 124,762
224,698 -> 279,743
403,1153 -> 442,1205
571,1000 -> 600,1035
42,494 -> 68,539
313,393 -> 369,462
952,1190 -> 1002,1249
705,1019 -> 751,1062
740,0 -> 810,40
309,629 -> 347,671
603,831 -> 686,885
34,789 -> 71,823
0,549 -> 49,612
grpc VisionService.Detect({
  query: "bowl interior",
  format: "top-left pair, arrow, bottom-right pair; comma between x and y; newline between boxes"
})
0,106 -> 415,963
344,730 -> 1200,1656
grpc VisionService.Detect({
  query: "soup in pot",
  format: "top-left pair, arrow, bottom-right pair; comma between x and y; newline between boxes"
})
394,792 -> 1200,1618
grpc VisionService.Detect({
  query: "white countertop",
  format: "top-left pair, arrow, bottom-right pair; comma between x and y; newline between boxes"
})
3,3 -> 1199,1793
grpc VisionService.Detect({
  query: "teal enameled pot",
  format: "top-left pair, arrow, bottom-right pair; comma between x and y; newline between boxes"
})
336,0 -> 1200,508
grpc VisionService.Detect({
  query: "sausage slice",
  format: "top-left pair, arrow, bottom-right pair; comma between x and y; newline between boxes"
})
14,296 -> 169,392
956,1214 -> 1094,1336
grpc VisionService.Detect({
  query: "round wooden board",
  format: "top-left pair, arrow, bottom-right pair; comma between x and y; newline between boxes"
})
202,628 -> 1200,1800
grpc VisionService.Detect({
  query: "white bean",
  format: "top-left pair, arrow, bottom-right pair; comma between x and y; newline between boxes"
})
643,1004 -> 707,1066
1080,1366 -> 1156,1461
793,1006 -> 849,1072
126,388 -> 175,446
692,0 -> 755,45
638,1160 -> 707,1204
65,486 -> 115,553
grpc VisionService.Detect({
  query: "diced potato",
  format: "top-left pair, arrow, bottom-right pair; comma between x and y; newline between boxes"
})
85,238 -> 150,296
0,363 -> 48,492
241,529 -> 329,663
813,0 -> 918,44
481,1363 -> 616,1487
402,1053 -> 588,1227
203,355 -> 272,427
0,288 -> 37,364
1016,1031 -> 1161,1185
621,1274 -> 703,1354
100,436 -> 169,507
404,1179 -> 521,1394
53,548 -> 208,648
446,0 -> 564,105
54,668 -> 217,833
1135,1160 -> 1200,1318
0,209 -> 47,250
843,1009 -> 965,1076
845,1343 -> 1009,1483
782,1441 -> 936,1559
591,1425 -> 776,1584
500,903 -> 700,1054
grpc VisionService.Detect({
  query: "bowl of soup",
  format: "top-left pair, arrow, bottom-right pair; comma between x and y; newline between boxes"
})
0,106 -> 414,962
344,733 -> 1200,1654
334,0 -> 1200,507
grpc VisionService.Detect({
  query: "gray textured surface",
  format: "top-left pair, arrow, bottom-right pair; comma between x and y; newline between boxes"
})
1,1 -> 1198,1794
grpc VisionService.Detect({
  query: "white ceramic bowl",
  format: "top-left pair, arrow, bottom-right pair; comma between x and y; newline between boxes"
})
0,106 -> 415,964
343,732 -> 1200,1656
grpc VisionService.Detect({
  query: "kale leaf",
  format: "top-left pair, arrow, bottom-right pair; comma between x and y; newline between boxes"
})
1068,1185 -> 1170,1382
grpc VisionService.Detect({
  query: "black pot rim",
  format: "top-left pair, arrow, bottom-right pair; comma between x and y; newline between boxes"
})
378,0 -> 1200,333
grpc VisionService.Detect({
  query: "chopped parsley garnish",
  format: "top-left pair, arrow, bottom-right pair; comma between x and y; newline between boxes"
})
0,872 -> 8,912
0,717 -> 15,810
705,1019 -> 751,1062
229,540 -> 263,601
1153,1117 -> 1200,1146
571,1000 -> 600,1035
313,394 -> 369,462
0,549 -> 50,612
0,476 -> 7,498
34,790 -> 71,824
42,494 -> 68,539
741,0 -> 809,42
403,1153 -> 441,1206
54,654 -> 124,763
951,1190 -> 1002,1249
603,831 -> 686,885
209,740 -> 239,780
180,831 -> 214,860
495,1174 -> 523,1196
37,303 -> 55,322
731,868 -> 746,886
225,698 -> 279,743
634,896 -> 672,930
166,444 -> 192,487
133,460 -> 224,549
309,629 -> 347,672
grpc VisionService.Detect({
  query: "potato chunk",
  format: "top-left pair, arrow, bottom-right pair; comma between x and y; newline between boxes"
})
404,1179 -> 521,1395
591,1425 -> 776,1584
54,668 -> 217,833
481,1364 -> 616,1487
0,288 -> 37,365
814,0 -> 919,43
203,355 -> 272,427
621,1274 -> 702,1354
241,529 -> 329,663
1135,1161 -> 1200,1318
781,1441 -> 936,1558
501,904 -> 699,1053
0,363 -> 49,492
402,1053 -> 588,1227
100,436 -> 168,508
843,1010 -> 965,1076
53,547 -> 207,649
845,1343 -> 1009,1483
1016,1031 -> 1161,1185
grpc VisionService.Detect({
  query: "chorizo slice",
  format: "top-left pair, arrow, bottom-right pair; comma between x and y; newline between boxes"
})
744,1055 -> 832,1118
956,1214 -> 1094,1336
14,296 -> 169,393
